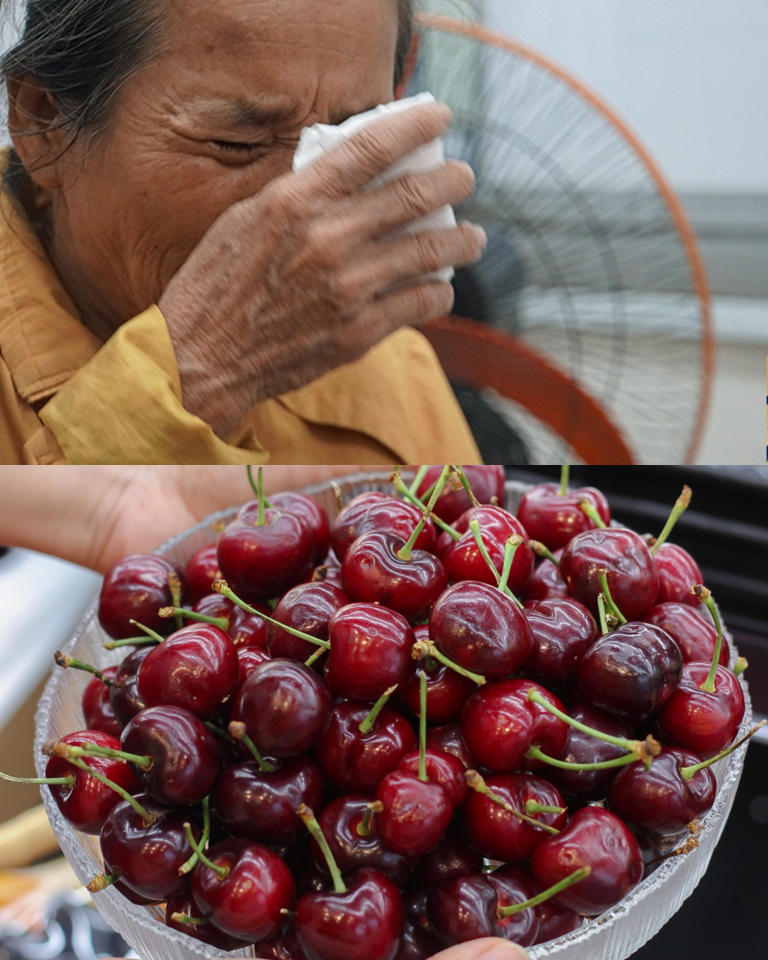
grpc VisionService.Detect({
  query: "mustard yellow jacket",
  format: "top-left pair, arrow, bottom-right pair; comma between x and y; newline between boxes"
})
0,181 -> 480,465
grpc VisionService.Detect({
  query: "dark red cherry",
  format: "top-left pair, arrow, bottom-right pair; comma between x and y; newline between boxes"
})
645,603 -> 729,666
375,770 -> 453,857
229,606 -> 272,650
395,919 -> 441,960
192,838 -> 296,942
45,730 -> 139,834
522,598 -> 598,688
522,551 -> 570,602
654,543 -> 703,607
461,772 -> 567,863
531,806 -> 643,916
185,544 -> 223,605
217,507 -> 314,603
121,705 -> 222,805
491,866 -> 582,945
236,659 -> 333,758
578,623 -> 683,720
560,528 -> 660,621
408,825 -> 482,890
341,532 -> 448,624
267,582 -> 349,663
213,756 -> 324,847
517,483 -> 611,551
425,722 -> 478,771
608,745 -> 716,839
400,628 -> 475,722
109,648 -> 151,727
193,592 -> 237,626
256,922 -> 308,959
397,749 -> 468,808
427,871 -> 539,949
295,867 -> 404,960
82,667 -> 122,737
100,794 -> 199,901
267,491 -> 331,565
331,493 -> 436,562
165,892 -> 246,950
314,701 -> 416,795
441,505 -> 535,594
460,679 -> 569,773
656,662 -> 745,756
237,646 -> 271,686
326,604 -> 416,701
137,624 -> 239,720
429,581 -> 533,681
416,465 -> 506,524
98,554 -> 185,640
312,795 -> 418,887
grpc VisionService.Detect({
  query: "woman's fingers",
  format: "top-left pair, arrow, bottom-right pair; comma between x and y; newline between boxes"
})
431,938 -> 530,960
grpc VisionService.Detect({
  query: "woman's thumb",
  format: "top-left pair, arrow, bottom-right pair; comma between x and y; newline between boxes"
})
431,937 -> 530,960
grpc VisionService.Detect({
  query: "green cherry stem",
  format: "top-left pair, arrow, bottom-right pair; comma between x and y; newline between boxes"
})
578,497 -> 607,529
651,486 -> 692,556
693,585 -> 723,693
43,739 -> 153,770
297,804 -> 346,894
246,466 -> 272,508
409,465 -> 430,496
305,646 -> 327,669
179,796 -> 211,875
597,572 -> 627,625
418,669 -> 428,782
559,465 -> 570,497
356,801 -> 384,837
204,721 -> 235,744
528,540 -> 560,567
733,657 -> 748,677
104,636 -> 158,650
468,520 -> 519,604
65,756 -> 155,824
597,593 -> 610,637
452,465 -> 480,508
54,651 -> 112,686
359,685 -> 398,736
412,639 -> 486,686
255,466 -> 267,527
0,770 -> 74,787
170,914 -> 209,927
397,464 -> 453,561
525,800 -> 566,816
168,570 -> 184,631
498,867 -> 591,917
212,580 -> 330,648
159,607 -> 229,631
87,872 -> 120,894
184,822 -> 228,879
390,473 -> 461,541
228,722 -> 274,772
129,620 -> 166,644
498,535 -> 523,604
680,721 -> 766,781
465,770 -> 559,835
525,745 -> 640,772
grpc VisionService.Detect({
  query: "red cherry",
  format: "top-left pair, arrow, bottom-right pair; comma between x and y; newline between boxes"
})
331,493 -> 436,562
408,826 -> 482,890
645,602 -> 729,665
441,505 -> 534,595
517,483 -> 611,551
229,606 -> 272,649
522,551 -> 569,602
256,922 -> 308,959
268,491 -> 331,565
267,582 -> 349,663
236,645 -> 271,686
165,892 -> 246,951
82,667 -> 122,737
531,806 -> 643,916
400,628 -> 475,723
521,598 -> 598,688
375,769 -> 453,857
397,749 -> 468,808
184,544 -> 222,605
653,543 -> 703,607
491,866 -> 582,945
656,662 -> 745,756
109,648 -> 150,727
416,465 -> 506,523
98,554 -> 185,640
425,721 -> 478,771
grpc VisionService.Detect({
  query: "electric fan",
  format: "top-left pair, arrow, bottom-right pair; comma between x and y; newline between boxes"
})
404,14 -> 714,465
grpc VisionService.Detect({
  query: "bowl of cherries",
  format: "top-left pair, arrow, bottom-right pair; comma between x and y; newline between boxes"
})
24,466 -> 757,960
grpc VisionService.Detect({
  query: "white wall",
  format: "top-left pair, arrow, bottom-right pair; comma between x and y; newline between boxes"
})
482,0 -> 768,193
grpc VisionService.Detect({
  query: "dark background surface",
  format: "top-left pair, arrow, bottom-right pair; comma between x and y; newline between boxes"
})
507,466 -> 767,960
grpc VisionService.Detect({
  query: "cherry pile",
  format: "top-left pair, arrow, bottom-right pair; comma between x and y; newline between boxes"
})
6,465 -> 760,960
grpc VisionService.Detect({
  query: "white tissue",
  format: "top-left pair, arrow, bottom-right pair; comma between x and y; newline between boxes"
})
293,92 -> 457,283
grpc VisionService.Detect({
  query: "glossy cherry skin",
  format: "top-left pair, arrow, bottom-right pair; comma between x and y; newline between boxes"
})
229,607 -> 272,650
165,892 -> 246,950
98,554 -> 185,640
578,622 -> 683,720
493,866 -> 582,945
425,722 -> 478,771
325,605 -> 416,701
608,746 -> 717,839
397,749 -> 468,808
237,646 -> 271,686
217,507 -> 314,603
531,806 -> 643,916
656,662 -> 745,756
653,543 -> 703,607
560,528 -> 660,621
312,795 -> 418,887
429,581 -> 533,681
461,773 -> 567,862
295,867 -> 404,960
45,730 -> 139,834
267,491 -> 331,565
395,920 -> 441,960
82,667 -> 122,737
100,794 -> 199,901
213,756 -> 324,847
375,770 -> 453,857
137,624 -> 239,720
408,825 -> 482,890
417,465 -> 506,524
121,706 -> 222,805
237,659 -> 333,758
522,552 -> 569,602
644,603 -> 729,666
193,838 -> 297,942
522,598 -> 597,688
314,701 -> 416,795
185,544 -> 223,605
541,699 -> 634,803
400,629 -> 475,722
267,582 -> 349,663
109,648 -> 150,727
441,505 -> 535,594
427,871 -> 539,949
517,483 -> 611,552
460,679 -> 569,773
257,923 -> 308,959
331,493 -> 437,562
342,532 -> 448,624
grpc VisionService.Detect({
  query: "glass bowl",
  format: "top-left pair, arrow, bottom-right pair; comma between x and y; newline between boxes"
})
34,472 -> 753,960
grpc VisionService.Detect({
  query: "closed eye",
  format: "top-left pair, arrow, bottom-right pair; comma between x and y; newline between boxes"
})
212,140 -> 261,152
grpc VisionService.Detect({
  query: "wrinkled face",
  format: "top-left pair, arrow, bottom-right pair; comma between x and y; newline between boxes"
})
40,0 -> 400,333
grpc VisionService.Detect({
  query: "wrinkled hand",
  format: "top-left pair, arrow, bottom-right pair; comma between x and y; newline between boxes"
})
159,101 -> 486,437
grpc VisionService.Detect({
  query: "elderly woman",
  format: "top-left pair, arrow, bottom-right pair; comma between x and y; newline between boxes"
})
0,0 -> 486,464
